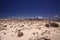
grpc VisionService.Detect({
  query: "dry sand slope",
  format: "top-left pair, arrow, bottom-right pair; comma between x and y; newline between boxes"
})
0,18 -> 60,40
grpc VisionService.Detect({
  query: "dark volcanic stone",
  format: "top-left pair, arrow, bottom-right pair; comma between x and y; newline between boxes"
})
40,37 -> 51,40
45,24 -> 49,27
3,25 -> 7,27
18,32 -> 23,37
50,23 -> 59,27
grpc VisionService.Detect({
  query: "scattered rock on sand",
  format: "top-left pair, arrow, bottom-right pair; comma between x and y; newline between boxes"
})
17,31 -> 23,37
50,23 -> 59,27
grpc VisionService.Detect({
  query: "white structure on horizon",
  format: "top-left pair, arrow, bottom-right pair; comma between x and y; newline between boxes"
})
54,15 -> 58,17
37,16 -> 43,19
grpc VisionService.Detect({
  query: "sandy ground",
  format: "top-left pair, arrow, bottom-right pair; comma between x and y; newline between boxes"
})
0,19 -> 60,40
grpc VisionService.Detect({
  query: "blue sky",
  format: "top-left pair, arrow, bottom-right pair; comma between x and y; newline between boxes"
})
0,0 -> 60,18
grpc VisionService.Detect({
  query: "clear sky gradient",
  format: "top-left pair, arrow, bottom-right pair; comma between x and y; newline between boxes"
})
0,0 -> 60,18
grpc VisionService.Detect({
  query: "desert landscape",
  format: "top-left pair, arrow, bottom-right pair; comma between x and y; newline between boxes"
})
0,18 -> 60,40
